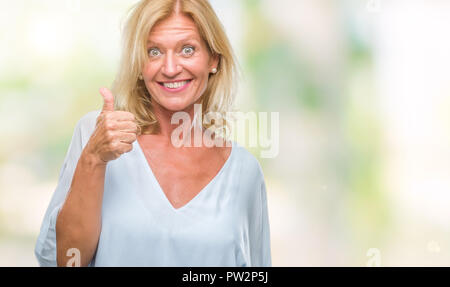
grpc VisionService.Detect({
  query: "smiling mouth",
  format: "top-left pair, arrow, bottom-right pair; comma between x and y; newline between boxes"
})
158,80 -> 192,90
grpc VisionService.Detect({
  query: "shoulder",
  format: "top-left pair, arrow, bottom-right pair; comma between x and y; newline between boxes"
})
73,110 -> 101,147
232,141 -> 265,183
76,110 -> 101,130
231,142 -> 267,211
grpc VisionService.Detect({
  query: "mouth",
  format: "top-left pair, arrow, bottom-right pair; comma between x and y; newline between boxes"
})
158,79 -> 192,92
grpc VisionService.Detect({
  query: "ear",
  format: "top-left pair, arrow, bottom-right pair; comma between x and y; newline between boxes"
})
209,53 -> 220,71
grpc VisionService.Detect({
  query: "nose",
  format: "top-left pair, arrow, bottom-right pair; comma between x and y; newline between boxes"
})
161,51 -> 182,78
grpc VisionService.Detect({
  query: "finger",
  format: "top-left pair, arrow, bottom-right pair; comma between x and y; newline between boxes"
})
118,132 -> 137,144
116,142 -> 134,154
100,87 -> 115,112
114,121 -> 138,133
107,111 -> 136,122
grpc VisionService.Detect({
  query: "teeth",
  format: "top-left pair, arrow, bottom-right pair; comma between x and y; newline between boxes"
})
163,81 -> 189,89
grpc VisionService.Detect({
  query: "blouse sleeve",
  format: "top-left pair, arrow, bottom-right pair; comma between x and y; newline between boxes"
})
249,167 -> 272,267
34,111 -> 98,266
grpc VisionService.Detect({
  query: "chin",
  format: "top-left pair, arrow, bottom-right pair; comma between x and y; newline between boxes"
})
157,97 -> 196,112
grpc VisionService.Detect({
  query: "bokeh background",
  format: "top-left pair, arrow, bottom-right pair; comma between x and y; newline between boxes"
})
1,0 -> 449,266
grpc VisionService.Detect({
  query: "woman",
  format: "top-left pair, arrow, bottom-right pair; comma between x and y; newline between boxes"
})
35,0 -> 271,267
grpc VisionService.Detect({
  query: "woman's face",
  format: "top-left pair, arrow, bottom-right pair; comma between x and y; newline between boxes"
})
142,13 -> 219,112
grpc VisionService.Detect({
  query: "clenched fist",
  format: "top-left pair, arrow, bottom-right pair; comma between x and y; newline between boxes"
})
84,87 -> 138,164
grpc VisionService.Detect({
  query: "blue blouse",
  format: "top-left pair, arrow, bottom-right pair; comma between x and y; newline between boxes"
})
35,110 -> 272,267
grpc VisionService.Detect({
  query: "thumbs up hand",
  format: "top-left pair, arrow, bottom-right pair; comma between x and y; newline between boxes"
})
100,87 -> 115,112
84,88 -> 139,165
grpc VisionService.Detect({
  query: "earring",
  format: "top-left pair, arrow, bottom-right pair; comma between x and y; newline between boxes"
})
211,68 -> 217,74
138,74 -> 143,80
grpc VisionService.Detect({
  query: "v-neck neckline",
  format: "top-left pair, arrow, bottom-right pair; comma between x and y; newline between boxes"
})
135,139 -> 235,213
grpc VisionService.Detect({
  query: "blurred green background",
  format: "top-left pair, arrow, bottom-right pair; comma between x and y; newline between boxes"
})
1,0 -> 450,266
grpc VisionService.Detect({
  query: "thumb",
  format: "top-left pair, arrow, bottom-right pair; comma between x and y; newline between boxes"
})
100,87 -> 115,112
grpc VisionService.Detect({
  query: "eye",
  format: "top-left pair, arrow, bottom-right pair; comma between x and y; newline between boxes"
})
181,46 -> 195,56
148,47 -> 161,57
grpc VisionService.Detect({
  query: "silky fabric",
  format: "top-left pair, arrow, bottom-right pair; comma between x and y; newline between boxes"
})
35,111 -> 271,267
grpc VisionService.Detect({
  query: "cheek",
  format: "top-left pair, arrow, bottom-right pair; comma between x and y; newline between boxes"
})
142,62 -> 159,79
182,56 -> 211,77
190,59 -> 209,77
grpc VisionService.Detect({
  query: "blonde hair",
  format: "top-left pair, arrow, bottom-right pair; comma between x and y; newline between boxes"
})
111,0 -> 238,135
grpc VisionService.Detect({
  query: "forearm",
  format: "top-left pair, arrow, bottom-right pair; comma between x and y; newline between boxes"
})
55,149 -> 107,267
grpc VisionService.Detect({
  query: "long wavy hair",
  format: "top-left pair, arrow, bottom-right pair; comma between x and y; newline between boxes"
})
111,0 -> 238,135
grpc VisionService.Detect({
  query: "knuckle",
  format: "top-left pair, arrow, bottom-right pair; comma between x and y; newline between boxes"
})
104,112 -> 113,121
105,131 -> 114,141
105,122 -> 115,130
132,123 -> 139,133
109,141 -> 118,150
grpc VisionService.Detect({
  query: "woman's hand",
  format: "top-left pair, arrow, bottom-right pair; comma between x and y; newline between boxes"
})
84,87 -> 138,164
